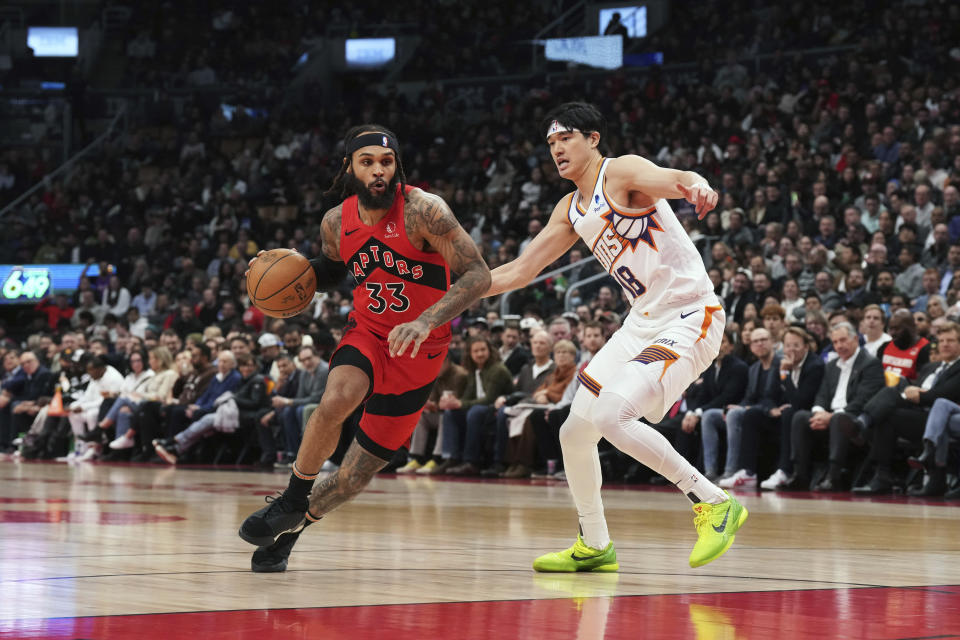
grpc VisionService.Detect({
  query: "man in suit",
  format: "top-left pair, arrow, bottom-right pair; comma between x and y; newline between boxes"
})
723,271 -> 756,326
785,322 -> 885,490
716,328 -> 781,488
853,321 -> 960,494
0,350 -> 56,453
761,327 -> 825,490
499,324 -> 531,376
682,329 -> 749,480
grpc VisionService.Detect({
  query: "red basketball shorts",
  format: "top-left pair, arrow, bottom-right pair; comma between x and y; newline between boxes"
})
330,320 -> 447,459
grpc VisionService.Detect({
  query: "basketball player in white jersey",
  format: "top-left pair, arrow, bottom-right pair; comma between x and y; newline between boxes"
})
485,102 -> 748,570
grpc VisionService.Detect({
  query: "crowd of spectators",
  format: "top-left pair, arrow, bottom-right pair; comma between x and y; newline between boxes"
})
1,0 -> 959,497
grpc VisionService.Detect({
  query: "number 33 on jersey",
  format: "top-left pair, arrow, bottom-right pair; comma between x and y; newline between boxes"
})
340,184 -> 453,343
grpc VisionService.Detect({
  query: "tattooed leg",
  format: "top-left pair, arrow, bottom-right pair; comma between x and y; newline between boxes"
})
307,439 -> 389,517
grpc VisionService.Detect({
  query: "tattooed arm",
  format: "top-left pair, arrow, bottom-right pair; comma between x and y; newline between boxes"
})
309,205 -> 348,289
308,440 -> 388,517
247,205 -> 343,283
388,189 -> 491,357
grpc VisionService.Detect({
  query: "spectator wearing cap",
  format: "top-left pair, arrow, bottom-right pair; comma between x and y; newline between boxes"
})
257,333 -> 281,377
467,317 -> 490,338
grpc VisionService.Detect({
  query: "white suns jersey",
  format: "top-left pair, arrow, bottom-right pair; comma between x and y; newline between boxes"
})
566,158 -> 713,312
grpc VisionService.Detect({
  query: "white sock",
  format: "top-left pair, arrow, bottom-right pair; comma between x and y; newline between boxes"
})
559,411 -> 610,550
595,391 -> 727,505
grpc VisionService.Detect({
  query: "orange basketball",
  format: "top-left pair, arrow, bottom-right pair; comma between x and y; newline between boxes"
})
246,249 -> 317,318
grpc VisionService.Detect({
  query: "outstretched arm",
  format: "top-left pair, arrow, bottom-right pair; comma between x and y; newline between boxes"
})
605,155 -> 718,218
485,195 -> 581,298
388,190 -> 491,357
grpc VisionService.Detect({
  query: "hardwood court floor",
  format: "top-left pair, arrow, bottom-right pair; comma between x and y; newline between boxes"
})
0,460 -> 958,639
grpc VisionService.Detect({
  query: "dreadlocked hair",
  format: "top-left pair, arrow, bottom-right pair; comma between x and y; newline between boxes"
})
324,124 -> 409,202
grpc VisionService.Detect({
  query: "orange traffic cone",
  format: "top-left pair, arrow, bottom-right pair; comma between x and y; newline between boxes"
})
47,386 -> 67,417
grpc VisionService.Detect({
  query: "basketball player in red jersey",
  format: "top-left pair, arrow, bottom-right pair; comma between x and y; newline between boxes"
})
239,125 -> 491,571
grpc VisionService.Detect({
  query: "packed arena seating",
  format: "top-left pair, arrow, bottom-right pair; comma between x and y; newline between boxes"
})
1,0 -> 959,497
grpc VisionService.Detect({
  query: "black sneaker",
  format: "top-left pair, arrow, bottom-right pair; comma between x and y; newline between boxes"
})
239,493 -> 308,547
251,520 -> 313,573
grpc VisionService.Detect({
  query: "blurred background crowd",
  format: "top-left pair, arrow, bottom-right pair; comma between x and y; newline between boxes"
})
1,0 -> 959,498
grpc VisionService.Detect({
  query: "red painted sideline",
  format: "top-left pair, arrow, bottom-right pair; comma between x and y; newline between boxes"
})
3,585 -> 958,639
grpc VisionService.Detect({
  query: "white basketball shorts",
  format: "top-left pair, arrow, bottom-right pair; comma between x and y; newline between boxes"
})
575,296 -> 725,423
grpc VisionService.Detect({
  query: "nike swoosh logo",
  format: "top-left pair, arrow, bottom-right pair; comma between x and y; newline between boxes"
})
426,353 -> 442,360
680,310 -> 698,319
345,228 -> 360,236
570,553 -> 592,561
712,508 -> 731,533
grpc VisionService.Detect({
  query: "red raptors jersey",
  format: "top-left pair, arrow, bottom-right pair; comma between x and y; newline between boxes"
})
340,185 -> 452,344
880,336 -> 929,381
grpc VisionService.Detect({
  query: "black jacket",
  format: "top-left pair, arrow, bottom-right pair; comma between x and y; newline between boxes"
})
741,356 -> 781,411
687,354 -> 749,411
2,366 -> 56,402
502,347 -> 531,376
723,291 -> 757,325
916,359 -> 960,408
778,352 -> 824,411
814,350 -> 884,415
233,373 -> 269,416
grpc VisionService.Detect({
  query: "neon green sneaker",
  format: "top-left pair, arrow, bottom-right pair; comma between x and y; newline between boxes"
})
688,492 -> 748,568
532,535 -> 619,573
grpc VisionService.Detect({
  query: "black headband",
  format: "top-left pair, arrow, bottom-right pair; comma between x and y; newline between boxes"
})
345,132 -> 400,156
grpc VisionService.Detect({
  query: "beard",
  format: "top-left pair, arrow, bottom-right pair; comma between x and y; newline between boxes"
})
344,172 -> 399,210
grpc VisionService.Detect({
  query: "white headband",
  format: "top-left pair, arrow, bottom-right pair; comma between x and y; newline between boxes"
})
546,120 -> 581,139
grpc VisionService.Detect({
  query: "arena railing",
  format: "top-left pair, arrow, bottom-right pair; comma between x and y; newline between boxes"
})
563,271 -> 614,311
0,102 -> 126,220
499,256 -> 601,317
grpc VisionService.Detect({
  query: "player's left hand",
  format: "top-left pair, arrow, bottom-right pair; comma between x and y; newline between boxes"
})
388,318 -> 433,358
676,183 -> 718,219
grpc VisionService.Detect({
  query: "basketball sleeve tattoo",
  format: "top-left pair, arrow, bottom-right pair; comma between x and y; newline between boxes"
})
388,191 -> 491,357
307,441 -> 387,517
410,191 -> 491,328
309,206 -> 348,289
